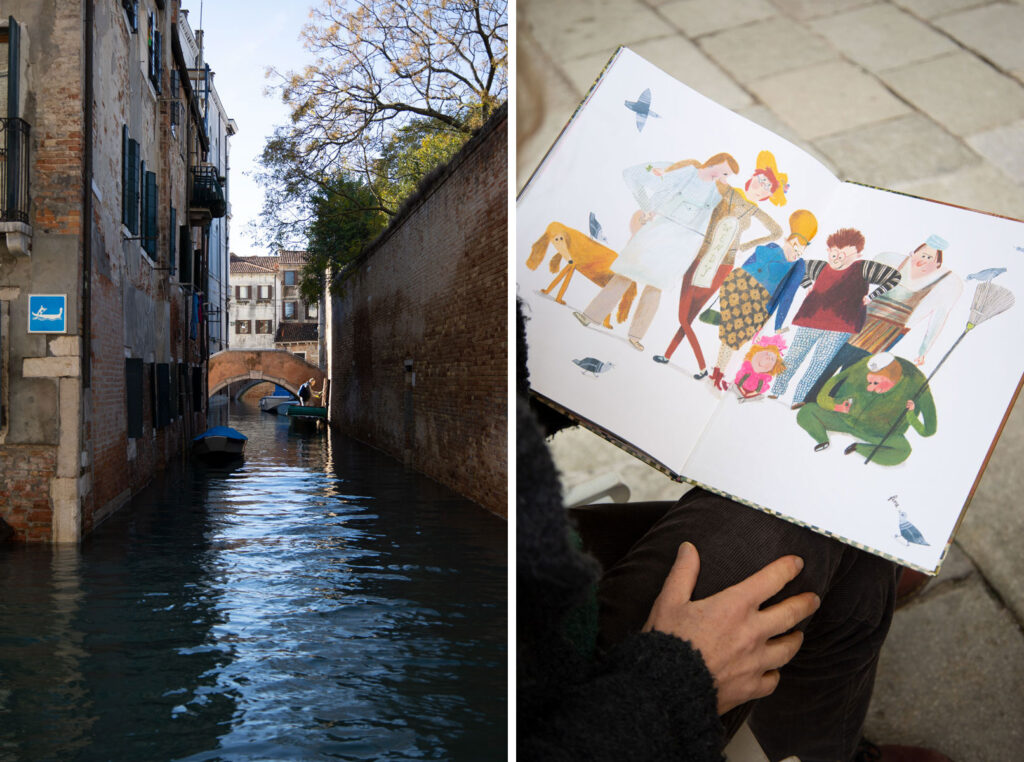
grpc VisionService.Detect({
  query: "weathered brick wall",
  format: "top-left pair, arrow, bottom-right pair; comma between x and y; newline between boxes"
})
0,445 -> 57,542
329,109 -> 507,517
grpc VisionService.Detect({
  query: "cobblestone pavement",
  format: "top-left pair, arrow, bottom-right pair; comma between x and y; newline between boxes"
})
518,1 -> 1024,759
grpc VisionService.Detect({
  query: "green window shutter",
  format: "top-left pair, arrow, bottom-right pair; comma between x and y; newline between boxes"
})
8,16 -> 19,120
128,139 -> 139,234
121,125 -> 129,226
169,207 -> 176,274
144,170 -> 157,256
179,224 -> 191,283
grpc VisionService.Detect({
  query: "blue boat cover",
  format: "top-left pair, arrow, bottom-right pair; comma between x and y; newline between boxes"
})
193,426 -> 248,442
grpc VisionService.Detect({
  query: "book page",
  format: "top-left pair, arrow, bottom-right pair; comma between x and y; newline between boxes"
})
517,48 -> 843,475
682,182 -> 1024,573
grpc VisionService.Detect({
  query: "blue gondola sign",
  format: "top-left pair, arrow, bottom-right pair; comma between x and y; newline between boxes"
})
28,294 -> 67,334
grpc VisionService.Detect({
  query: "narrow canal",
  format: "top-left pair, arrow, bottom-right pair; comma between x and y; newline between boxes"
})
0,403 -> 507,761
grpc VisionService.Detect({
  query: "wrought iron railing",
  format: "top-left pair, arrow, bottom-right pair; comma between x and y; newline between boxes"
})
0,117 -> 30,224
190,164 -> 226,219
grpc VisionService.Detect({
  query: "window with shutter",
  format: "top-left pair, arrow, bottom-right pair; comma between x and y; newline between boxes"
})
156,364 -> 170,428
126,358 -> 143,438
143,170 -> 157,257
179,225 -> 191,283
124,138 -> 140,235
169,207 -> 176,274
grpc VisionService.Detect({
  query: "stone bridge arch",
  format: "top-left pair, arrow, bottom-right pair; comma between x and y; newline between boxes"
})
208,350 -> 326,399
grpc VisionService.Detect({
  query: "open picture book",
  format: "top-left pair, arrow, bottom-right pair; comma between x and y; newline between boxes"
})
517,47 -> 1024,574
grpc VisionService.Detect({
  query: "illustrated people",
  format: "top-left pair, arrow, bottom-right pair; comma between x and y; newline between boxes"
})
803,235 -> 962,403
796,352 -> 937,465
768,228 -> 901,407
651,150 -> 787,377
684,209 -> 817,390
573,153 -> 739,351
733,334 -> 788,399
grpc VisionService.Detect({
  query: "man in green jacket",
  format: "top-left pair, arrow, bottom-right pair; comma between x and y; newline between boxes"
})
796,352 -> 937,465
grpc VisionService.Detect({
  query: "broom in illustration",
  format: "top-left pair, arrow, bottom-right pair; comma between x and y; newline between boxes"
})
865,274 -> 1015,465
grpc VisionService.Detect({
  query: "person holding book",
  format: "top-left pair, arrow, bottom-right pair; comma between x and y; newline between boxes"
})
796,351 -> 937,465
573,153 -> 739,350
678,208 -> 817,391
651,150 -> 787,379
802,235 -> 962,404
768,228 -> 902,407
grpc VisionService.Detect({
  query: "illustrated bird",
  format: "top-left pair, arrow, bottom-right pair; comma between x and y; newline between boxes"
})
572,357 -> 614,377
589,212 -> 607,242
624,88 -> 660,132
966,267 -> 1006,282
895,509 -> 929,547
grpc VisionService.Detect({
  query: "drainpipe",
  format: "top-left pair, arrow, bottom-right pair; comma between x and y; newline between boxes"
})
82,0 -> 93,387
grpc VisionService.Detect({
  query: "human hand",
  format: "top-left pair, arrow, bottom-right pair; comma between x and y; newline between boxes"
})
652,168 -> 664,177
915,355 -> 925,366
643,542 -> 820,714
862,295 -> 871,305
906,400 -> 915,411
834,399 -> 851,413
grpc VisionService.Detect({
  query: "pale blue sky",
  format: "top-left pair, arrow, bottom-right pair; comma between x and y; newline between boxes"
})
182,0 -> 316,257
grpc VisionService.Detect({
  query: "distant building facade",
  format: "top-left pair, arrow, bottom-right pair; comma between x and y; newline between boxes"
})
226,250 -> 320,366
229,254 -> 277,350
275,250 -> 319,365
0,1 -> 231,542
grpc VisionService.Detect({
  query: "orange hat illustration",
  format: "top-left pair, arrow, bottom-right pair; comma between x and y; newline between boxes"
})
788,209 -> 817,245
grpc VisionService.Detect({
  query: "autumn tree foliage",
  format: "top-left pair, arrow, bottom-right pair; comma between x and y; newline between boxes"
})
252,0 -> 507,297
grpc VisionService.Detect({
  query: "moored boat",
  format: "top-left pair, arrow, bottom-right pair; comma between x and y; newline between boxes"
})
259,394 -> 298,413
193,426 -> 247,462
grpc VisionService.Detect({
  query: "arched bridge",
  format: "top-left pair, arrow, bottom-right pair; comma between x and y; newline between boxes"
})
208,350 -> 326,399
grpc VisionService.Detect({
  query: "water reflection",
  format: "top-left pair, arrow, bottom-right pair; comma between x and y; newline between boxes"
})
0,404 -> 506,760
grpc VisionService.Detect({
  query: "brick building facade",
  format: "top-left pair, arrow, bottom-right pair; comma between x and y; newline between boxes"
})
0,1 -> 231,542
326,107 -> 507,517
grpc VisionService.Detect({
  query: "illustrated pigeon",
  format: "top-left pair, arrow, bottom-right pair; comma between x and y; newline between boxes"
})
895,510 -> 929,547
573,357 -> 614,377
589,212 -> 607,242
967,267 -> 1007,282
624,88 -> 660,132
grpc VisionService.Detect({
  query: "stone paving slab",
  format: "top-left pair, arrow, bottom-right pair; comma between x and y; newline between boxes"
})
770,0 -> 877,21
966,119 -> 1024,187
735,104 -> 837,168
809,3 -> 958,72
880,52 -> 1024,137
864,573 -> 1024,761
560,35 -> 755,113
890,162 -> 1024,221
933,3 -> 1024,75
891,0 -> 991,20
657,0 -> 778,38
697,16 -> 838,84
955,393 -> 1024,626
815,113 -> 977,187
525,0 -> 668,66
748,60 -> 911,140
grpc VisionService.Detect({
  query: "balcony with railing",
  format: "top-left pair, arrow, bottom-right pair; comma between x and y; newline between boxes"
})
0,117 -> 31,256
189,163 -> 226,225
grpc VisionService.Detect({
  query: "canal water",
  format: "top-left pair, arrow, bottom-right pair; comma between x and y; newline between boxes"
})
0,403 -> 507,761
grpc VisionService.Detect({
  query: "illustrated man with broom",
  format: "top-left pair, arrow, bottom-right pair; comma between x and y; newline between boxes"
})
796,352 -> 936,465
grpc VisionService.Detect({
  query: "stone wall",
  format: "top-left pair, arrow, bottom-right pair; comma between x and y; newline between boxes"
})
328,108 -> 507,517
0,445 -> 57,542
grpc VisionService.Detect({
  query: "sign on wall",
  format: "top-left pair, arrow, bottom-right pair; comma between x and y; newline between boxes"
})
28,294 -> 67,334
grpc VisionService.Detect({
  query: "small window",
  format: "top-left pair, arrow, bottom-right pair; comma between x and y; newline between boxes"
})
147,12 -> 162,94
122,127 -> 140,234
256,320 -> 273,334
235,320 -> 251,334
293,352 -> 305,360
257,285 -> 272,301
305,302 -> 317,319
142,168 -> 157,257
122,0 -> 138,32
284,271 -> 296,286
235,285 -> 251,301
283,301 -> 296,319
